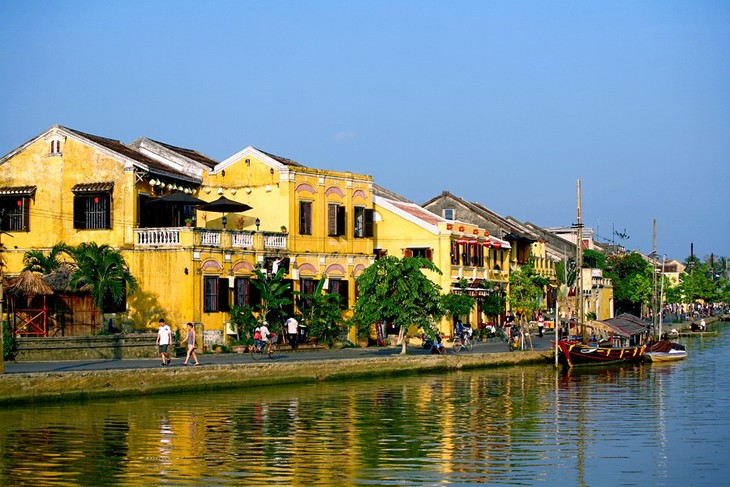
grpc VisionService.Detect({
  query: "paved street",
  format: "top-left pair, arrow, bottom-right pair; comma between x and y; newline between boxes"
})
4,335 -> 557,374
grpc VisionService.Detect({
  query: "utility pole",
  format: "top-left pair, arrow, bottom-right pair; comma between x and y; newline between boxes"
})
1,229 -> 6,375
575,180 -> 585,342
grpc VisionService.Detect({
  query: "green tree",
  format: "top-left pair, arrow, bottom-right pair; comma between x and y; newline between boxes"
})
479,282 -> 506,324
605,252 -> 652,315
440,291 -> 475,324
507,266 -> 543,349
65,243 -> 137,316
294,278 -> 346,346
250,268 -> 292,328
22,243 -> 68,274
352,256 -> 444,354
582,249 -> 606,269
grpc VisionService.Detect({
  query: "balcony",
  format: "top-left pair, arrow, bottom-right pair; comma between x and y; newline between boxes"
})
134,227 -> 287,251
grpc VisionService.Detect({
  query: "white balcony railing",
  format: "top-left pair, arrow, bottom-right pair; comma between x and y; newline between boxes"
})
263,233 -> 287,249
135,228 -> 181,246
231,232 -> 254,248
198,230 -> 221,247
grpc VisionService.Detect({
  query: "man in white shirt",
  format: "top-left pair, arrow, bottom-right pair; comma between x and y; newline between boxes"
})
156,318 -> 173,366
285,316 -> 299,349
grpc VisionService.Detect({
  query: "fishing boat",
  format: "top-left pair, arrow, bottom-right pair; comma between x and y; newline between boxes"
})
557,340 -> 646,368
644,340 -> 687,362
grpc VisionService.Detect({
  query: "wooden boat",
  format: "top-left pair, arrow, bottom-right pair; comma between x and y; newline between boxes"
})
644,340 -> 688,362
557,340 -> 646,368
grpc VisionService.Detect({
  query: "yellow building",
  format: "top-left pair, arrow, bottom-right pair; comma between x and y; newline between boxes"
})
0,125 -> 374,343
373,187 -> 511,337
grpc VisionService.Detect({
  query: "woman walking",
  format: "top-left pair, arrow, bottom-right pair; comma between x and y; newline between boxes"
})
181,322 -> 200,366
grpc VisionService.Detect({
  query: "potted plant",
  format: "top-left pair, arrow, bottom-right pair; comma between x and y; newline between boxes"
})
280,225 -> 288,234
184,218 -> 193,227
235,216 -> 245,230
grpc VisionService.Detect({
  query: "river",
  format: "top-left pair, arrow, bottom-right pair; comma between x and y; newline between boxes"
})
1,328 -> 728,486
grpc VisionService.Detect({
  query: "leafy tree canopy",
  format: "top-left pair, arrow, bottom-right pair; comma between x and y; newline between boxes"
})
352,256 -> 444,353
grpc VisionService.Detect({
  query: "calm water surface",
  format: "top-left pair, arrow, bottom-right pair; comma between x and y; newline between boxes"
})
2,329 -> 729,487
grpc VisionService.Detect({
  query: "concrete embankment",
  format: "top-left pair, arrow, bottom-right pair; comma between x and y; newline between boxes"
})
0,350 -> 552,406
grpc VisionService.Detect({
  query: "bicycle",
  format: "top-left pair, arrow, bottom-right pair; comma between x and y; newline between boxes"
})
250,333 -> 279,360
452,334 -> 473,353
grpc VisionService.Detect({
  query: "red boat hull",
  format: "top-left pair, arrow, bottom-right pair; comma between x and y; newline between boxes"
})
557,340 -> 646,368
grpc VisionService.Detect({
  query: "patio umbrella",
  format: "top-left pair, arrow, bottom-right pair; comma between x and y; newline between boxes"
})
198,196 -> 252,229
198,196 -> 252,213
148,191 -> 206,206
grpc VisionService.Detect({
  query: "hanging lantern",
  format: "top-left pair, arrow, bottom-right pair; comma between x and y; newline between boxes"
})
446,223 -> 453,230
493,241 -> 502,249
458,226 -> 465,232
482,241 -> 492,248
468,238 -> 478,244
484,230 -> 490,237
472,229 -> 479,235
456,237 -> 468,245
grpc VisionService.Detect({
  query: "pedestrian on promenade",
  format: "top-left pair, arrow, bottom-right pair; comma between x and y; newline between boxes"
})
285,316 -> 299,349
537,313 -> 545,338
180,322 -> 200,366
156,318 -> 173,366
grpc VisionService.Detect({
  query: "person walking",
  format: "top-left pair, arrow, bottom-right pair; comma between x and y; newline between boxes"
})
156,318 -> 173,366
285,316 -> 299,349
537,313 -> 545,338
180,322 -> 200,366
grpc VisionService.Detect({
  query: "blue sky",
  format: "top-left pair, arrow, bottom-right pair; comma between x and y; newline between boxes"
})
1,1 -> 728,262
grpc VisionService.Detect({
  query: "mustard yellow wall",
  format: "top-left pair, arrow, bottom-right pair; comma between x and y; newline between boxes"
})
0,132 -> 137,273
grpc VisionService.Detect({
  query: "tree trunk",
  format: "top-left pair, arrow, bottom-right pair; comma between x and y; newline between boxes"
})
398,326 -> 407,354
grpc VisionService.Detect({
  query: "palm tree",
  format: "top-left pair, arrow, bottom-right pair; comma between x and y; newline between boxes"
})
65,242 -> 138,314
22,243 -> 69,274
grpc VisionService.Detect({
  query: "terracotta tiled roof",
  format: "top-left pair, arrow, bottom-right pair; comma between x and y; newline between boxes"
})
389,200 -> 444,225
71,182 -> 114,193
256,148 -> 304,167
0,185 -> 36,196
63,127 -> 198,181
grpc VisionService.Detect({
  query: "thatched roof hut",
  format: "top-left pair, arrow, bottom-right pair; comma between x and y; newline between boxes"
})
8,270 -> 54,296
42,264 -> 74,292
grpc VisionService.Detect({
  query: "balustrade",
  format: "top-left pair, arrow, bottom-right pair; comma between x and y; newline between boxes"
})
135,228 -> 181,246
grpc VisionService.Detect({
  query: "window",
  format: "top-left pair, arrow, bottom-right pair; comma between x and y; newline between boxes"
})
299,278 -> 318,310
469,243 -> 484,267
328,279 -> 349,309
299,201 -> 312,235
234,277 -> 251,307
374,248 -> 387,260
444,208 -> 455,221
74,193 -> 111,229
353,207 -> 374,238
0,196 -> 30,232
328,203 -> 346,236
405,247 -> 433,261
72,183 -> 114,230
451,240 -> 460,265
204,276 -> 230,312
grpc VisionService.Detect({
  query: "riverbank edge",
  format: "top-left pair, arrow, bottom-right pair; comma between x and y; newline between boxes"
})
0,350 -> 552,406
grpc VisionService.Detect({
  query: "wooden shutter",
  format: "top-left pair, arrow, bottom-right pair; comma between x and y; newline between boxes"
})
337,205 -> 346,236
218,277 -> 230,312
364,208 -> 374,237
425,248 -> 433,261
299,201 -> 312,235
404,248 -> 413,257
328,204 -> 338,236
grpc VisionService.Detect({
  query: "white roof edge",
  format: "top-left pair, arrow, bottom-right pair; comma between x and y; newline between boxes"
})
215,146 -> 286,174
374,195 -> 440,234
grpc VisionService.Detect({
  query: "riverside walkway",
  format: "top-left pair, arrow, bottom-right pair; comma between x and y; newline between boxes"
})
0,336 -> 556,406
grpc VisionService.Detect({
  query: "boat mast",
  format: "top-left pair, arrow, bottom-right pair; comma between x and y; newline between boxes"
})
652,219 -> 658,340
575,180 -> 585,343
